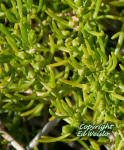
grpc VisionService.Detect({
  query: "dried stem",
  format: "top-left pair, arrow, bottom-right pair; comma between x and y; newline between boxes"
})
0,121 -> 25,150
26,118 -> 60,150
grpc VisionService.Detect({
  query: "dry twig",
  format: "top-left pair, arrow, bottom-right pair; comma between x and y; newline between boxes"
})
0,120 -> 25,150
26,118 -> 60,150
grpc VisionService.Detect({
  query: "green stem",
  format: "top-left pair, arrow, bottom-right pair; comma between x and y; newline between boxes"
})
93,0 -> 102,18
115,23 -> 124,56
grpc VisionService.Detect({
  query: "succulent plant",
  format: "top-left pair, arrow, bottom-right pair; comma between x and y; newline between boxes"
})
0,0 -> 124,150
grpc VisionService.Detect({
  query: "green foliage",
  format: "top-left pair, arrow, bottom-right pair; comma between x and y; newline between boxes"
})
0,0 -> 124,150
